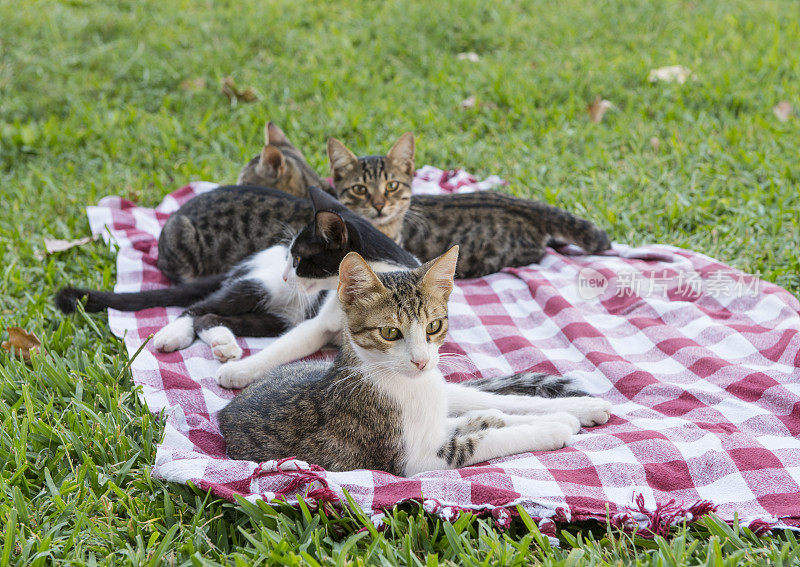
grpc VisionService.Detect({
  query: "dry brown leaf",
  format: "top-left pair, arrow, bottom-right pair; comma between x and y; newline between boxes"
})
648,65 -> 693,84
2,327 -> 44,363
457,52 -> 480,62
650,137 -> 661,152
221,76 -> 258,103
773,101 -> 793,122
587,97 -> 614,123
180,77 -> 206,93
35,235 -> 97,259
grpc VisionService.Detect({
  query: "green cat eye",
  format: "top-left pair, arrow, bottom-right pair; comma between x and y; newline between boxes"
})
350,184 -> 368,196
426,319 -> 442,334
379,327 -> 402,341
385,180 -> 400,192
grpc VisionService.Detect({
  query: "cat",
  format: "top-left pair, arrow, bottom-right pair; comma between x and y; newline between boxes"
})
320,135 -> 612,277
236,121 -> 332,198
158,128 -> 610,282
218,246 -> 613,476
57,186 -> 420,365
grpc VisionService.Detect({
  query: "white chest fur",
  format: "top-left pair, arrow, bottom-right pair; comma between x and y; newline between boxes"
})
371,370 -> 449,476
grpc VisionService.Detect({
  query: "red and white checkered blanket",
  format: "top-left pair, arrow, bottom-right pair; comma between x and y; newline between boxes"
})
86,167 -> 800,536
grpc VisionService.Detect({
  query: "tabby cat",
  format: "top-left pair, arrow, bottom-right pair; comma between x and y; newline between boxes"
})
57,187 -> 419,367
219,246 -> 613,475
161,127 -> 610,281
237,122 -> 332,197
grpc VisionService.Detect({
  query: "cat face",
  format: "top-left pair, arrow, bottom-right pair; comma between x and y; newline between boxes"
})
327,133 -> 415,230
337,246 -> 459,378
237,122 -> 324,197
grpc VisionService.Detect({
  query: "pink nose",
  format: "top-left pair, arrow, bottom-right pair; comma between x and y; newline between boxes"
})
282,274 -> 288,282
412,359 -> 429,371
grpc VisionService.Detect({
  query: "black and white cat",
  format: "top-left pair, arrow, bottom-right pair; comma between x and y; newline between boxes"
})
56,187 -> 420,378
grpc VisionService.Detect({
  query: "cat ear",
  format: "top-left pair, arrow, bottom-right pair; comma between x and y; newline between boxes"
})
260,145 -> 286,175
327,138 -> 359,181
315,210 -> 349,248
386,132 -> 415,176
265,121 -> 289,145
420,245 -> 459,299
308,185 -> 344,212
338,252 -> 386,305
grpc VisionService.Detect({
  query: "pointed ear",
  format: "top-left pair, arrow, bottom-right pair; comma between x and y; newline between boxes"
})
327,138 -> 359,181
265,121 -> 289,145
308,185 -> 344,212
421,245 -> 459,299
315,211 -> 348,248
386,132 -> 415,176
338,252 -> 386,305
260,145 -> 286,175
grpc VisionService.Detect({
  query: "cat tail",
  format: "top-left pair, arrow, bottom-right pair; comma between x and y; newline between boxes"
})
55,274 -> 226,313
469,372 -> 588,398
544,207 -> 611,255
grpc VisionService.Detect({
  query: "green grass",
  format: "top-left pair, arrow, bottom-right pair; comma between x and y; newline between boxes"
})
1,0 -> 799,564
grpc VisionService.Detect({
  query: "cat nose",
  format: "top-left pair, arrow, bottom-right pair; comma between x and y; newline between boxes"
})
372,201 -> 385,213
411,358 -> 429,371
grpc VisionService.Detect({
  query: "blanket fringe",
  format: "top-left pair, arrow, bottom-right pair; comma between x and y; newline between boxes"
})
619,493 -> 718,538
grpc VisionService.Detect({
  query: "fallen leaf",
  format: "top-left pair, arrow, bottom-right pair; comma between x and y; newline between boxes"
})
2,327 -> 44,363
180,77 -> 206,93
461,95 -> 477,109
650,137 -> 661,152
124,185 -> 142,202
457,52 -> 480,62
648,65 -> 693,84
773,101 -> 793,122
221,76 -> 258,103
35,235 -> 97,259
459,95 -> 497,110
587,96 -> 614,122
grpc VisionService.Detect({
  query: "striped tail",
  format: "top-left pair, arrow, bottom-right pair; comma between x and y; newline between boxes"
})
469,372 -> 587,398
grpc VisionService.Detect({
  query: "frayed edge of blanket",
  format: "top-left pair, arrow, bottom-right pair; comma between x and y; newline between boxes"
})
184,463 -> 797,545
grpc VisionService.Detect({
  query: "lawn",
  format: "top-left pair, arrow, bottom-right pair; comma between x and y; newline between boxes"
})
1,0 -> 799,564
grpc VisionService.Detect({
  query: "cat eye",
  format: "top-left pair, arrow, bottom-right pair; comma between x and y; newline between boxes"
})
426,320 -> 442,334
385,180 -> 401,192
293,256 -> 300,268
350,184 -> 368,196
379,327 -> 402,341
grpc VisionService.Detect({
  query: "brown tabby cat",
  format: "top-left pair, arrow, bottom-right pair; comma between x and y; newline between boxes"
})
218,246 -> 612,475
237,122 -> 332,197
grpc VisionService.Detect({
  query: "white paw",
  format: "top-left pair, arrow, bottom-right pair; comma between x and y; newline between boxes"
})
543,411 -> 581,434
526,422 -> 573,451
215,360 -> 258,389
153,316 -> 195,352
197,326 -> 243,362
212,341 -> 242,362
567,397 -> 612,427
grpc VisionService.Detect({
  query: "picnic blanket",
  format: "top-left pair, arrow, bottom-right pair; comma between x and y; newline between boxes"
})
86,166 -> 800,536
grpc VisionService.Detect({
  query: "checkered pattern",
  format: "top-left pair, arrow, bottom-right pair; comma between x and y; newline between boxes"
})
85,167 -> 800,534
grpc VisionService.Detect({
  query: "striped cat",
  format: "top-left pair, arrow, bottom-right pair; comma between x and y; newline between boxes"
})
219,246 -> 612,475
